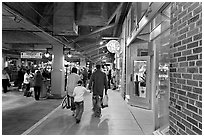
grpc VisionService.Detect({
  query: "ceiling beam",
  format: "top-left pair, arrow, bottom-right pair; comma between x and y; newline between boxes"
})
77,41 -> 100,51
83,44 -> 107,54
102,37 -> 120,40
3,4 -> 65,47
107,3 -> 123,25
137,33 -> 150,42
93,56 -> 111,63
113,2 -> 131,36
84,46 -> 106,55
69,23 -> 116,44
89,52 -> 109,59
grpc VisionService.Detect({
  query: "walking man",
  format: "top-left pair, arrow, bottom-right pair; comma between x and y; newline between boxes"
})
88,64 -> 108,117
67,67 -> 81,116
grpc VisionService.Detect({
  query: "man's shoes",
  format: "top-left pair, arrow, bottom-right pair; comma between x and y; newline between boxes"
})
72,111 -> 76,116
94,114 -> 102,118
76,119 -> 80,124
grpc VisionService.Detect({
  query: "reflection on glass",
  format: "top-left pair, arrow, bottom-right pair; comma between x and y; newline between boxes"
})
158,63 -> 169,96
133,60 -> 147,98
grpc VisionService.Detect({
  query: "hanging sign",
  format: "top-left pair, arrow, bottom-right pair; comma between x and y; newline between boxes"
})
106,40 -> 120,53
21,52 -> 42,59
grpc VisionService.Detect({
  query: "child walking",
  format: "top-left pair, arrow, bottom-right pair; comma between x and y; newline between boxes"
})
72,80 -> 89,123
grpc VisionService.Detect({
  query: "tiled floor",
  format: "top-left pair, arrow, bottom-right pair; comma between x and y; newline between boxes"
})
24,90 -> 154,135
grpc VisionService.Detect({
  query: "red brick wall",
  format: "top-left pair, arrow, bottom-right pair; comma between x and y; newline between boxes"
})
169,2 -> 202,135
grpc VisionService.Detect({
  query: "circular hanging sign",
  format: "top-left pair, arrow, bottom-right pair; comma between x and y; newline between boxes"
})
106,40 -> 120,53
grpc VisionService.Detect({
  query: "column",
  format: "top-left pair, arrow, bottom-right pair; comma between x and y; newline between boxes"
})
51,45 -> 65,98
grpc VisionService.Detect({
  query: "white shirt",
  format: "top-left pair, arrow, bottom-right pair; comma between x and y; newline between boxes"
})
23,73 -> 31,84
2,73 -> 10,80
73,86 -> 88,102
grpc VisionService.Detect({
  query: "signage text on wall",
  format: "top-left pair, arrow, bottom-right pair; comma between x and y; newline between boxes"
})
21,52 -> 42,59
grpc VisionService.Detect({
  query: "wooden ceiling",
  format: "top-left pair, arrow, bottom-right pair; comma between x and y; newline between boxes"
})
2,2 -> 131,63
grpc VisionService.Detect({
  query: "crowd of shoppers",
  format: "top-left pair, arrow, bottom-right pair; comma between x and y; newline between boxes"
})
3,63 -> 118,124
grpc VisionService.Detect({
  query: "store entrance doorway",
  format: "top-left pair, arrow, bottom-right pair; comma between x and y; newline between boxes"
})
129,56 -> 151,109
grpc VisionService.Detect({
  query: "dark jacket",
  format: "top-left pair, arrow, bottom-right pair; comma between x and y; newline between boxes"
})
88,69 -> 108,96
34,72 -> 44,87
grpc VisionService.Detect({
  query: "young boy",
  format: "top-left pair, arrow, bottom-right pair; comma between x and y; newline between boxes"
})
72,80 -> 89,123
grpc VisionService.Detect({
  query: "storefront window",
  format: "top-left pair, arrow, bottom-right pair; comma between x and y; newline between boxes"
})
151,5 -> 170,131
156,30 -> 170,131
133,60 -> 147,98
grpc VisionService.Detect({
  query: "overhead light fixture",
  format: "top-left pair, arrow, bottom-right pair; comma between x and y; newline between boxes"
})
44,49 -> 50,58
102,37 -> 120,40
13,16 -> 22,23
67,54 -> 72,58
99,41 -> 104,45
67,50 -> 72,58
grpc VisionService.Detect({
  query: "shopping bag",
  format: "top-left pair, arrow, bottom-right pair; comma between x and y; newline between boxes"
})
61,95 -> 71,109
30,87 -> 34,92
102,94 -> 108,108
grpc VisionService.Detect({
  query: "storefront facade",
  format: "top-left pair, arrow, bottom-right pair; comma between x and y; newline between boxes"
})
119,2 -> 202,135
119,2 -> 171,132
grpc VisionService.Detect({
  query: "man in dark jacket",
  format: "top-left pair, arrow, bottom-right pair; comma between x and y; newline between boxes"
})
88,64 -> 108,117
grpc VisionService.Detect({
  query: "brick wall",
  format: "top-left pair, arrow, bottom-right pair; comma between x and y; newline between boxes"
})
169,2 -> 202,135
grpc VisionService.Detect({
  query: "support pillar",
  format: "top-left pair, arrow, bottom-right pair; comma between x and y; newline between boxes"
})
51,45 -> 65,98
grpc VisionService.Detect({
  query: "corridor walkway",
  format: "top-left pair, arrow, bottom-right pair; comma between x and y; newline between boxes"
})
22,90 -> 154,135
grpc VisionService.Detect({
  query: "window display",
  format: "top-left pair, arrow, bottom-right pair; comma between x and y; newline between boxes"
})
133,60 -> 147,98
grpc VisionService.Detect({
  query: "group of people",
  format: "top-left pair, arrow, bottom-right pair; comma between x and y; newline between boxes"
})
2,66 -> 50,101
21,69 -> 45,100
3,64 -> 115,124
66,64 -> 108,124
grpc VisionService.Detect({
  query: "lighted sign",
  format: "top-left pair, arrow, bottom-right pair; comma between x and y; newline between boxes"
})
106,40 -> 120,53
21,52 -> 42,59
